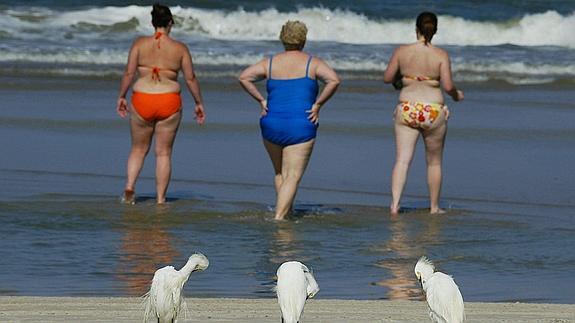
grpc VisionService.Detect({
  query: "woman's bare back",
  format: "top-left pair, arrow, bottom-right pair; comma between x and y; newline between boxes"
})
133,34 -> 185,93
267,51 -> 317,80
397,42 -> 447,104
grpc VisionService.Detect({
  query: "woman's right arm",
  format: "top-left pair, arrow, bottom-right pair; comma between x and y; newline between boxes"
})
439,52 -> 464,102
383,47 -> 404,90
181,45 -> 205,125
238,59 -> 268,115
116,39 -> 139,117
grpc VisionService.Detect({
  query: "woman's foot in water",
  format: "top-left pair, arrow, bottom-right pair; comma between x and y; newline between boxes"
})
274,211 -> 291,221
274,208 -> 294,221
273,204 -> 293,221
390,202 -> 400,215
430,207 -> 446,214
121,189 -> 136,205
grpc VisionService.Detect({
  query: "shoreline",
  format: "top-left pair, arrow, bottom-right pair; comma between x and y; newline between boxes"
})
1,297 -> 573,322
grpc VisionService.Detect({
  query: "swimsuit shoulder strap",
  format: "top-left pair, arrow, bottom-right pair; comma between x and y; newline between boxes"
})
268,55 -> 274,78
305,55 -> 313,77
154,31 -> 163,49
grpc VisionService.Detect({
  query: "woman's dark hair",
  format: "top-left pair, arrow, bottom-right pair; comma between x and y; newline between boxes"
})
416,11 -> 437,45
151,3 -> 173,28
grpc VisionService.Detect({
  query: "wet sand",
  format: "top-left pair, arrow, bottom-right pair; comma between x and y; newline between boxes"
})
1,297 -> 573,322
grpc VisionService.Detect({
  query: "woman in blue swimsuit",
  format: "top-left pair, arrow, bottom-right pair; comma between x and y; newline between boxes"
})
239,20 -> 340,220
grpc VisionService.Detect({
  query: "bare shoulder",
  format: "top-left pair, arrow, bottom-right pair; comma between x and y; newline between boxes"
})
432,45 -> 450,59
309,56 -> 331,69
397,44 -> 409,51
173,39 -> 191,53
311,56 -> 326,64
392,44 -> 412,58
132,36 -> 149,47
307,56 -> 329,73
399,43 -> 415,52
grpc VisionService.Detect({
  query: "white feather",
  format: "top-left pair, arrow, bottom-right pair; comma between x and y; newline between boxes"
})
143,253 -> 209,323
276,261 -> 320,323
415,257 -> 465,323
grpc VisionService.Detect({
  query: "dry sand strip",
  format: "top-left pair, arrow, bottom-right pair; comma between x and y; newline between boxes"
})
0,296 -> 574,322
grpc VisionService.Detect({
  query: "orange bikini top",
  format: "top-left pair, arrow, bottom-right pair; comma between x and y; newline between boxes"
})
151,32 -> 163,81
403,75 -> 439,81
154,31 -> 163,48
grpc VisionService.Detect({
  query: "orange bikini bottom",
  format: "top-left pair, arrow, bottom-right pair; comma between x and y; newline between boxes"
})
131,92 -> 182,122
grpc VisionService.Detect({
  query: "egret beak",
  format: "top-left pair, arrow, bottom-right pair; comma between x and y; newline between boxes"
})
416,273 -> 423,287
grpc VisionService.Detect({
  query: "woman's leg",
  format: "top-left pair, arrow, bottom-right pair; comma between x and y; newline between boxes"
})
267,140 -> 315,220
153,111 -> 182,204
263,139 -> 284,196
124,109 -> 154,202
422,116 -> 448,214
390,116 -> 420,215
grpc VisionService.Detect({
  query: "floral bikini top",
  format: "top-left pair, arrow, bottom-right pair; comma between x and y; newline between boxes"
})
403,75 -> 439,81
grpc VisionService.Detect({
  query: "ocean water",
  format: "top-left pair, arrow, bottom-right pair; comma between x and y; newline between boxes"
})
0,1 -> 574,83
1,1 -> 575,304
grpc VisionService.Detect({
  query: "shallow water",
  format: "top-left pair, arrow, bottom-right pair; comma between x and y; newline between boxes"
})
1,179 -> 574,303
1,75 -> 574,303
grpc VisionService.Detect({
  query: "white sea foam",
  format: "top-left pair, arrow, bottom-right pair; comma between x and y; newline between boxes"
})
453,62 -> 575,76
1,6 -> 574,47
1,47 -> 573,83
177,7 -> 575,48
0,49 -> 126,65
1,5 -> 573,84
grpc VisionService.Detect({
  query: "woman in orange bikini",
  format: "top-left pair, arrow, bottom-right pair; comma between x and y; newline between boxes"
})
116,4 -> 205,204
383,11 -> 464,215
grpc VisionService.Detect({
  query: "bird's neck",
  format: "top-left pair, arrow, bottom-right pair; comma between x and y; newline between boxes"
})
421,273 -> 433,281
179,259 -> 199,278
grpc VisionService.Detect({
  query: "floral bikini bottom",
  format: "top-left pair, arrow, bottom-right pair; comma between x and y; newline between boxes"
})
397,101 -> 446,128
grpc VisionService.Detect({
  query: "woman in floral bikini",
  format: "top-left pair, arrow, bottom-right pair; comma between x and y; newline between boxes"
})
383,11 -> 464,215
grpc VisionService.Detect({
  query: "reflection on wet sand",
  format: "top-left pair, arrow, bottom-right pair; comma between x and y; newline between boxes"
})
376,214 -> 442,300
115,207 -> 178,295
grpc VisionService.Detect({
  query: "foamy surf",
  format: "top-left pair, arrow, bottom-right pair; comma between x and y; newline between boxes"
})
0,5 -> 573,85
0,6 -> 574,47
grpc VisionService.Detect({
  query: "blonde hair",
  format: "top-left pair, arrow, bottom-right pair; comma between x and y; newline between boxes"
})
279,20 -> 307,50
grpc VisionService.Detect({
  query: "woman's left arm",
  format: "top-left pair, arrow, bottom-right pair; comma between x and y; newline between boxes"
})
238,59 -> 268,115
182,45 -> 206,125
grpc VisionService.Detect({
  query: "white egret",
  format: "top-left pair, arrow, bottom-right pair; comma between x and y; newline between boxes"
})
275,261 -> 320,323
414,256 -> 465,323
143,253 -> 209,323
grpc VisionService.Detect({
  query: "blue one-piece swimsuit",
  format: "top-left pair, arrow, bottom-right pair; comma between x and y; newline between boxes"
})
260,55 -> 319,147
